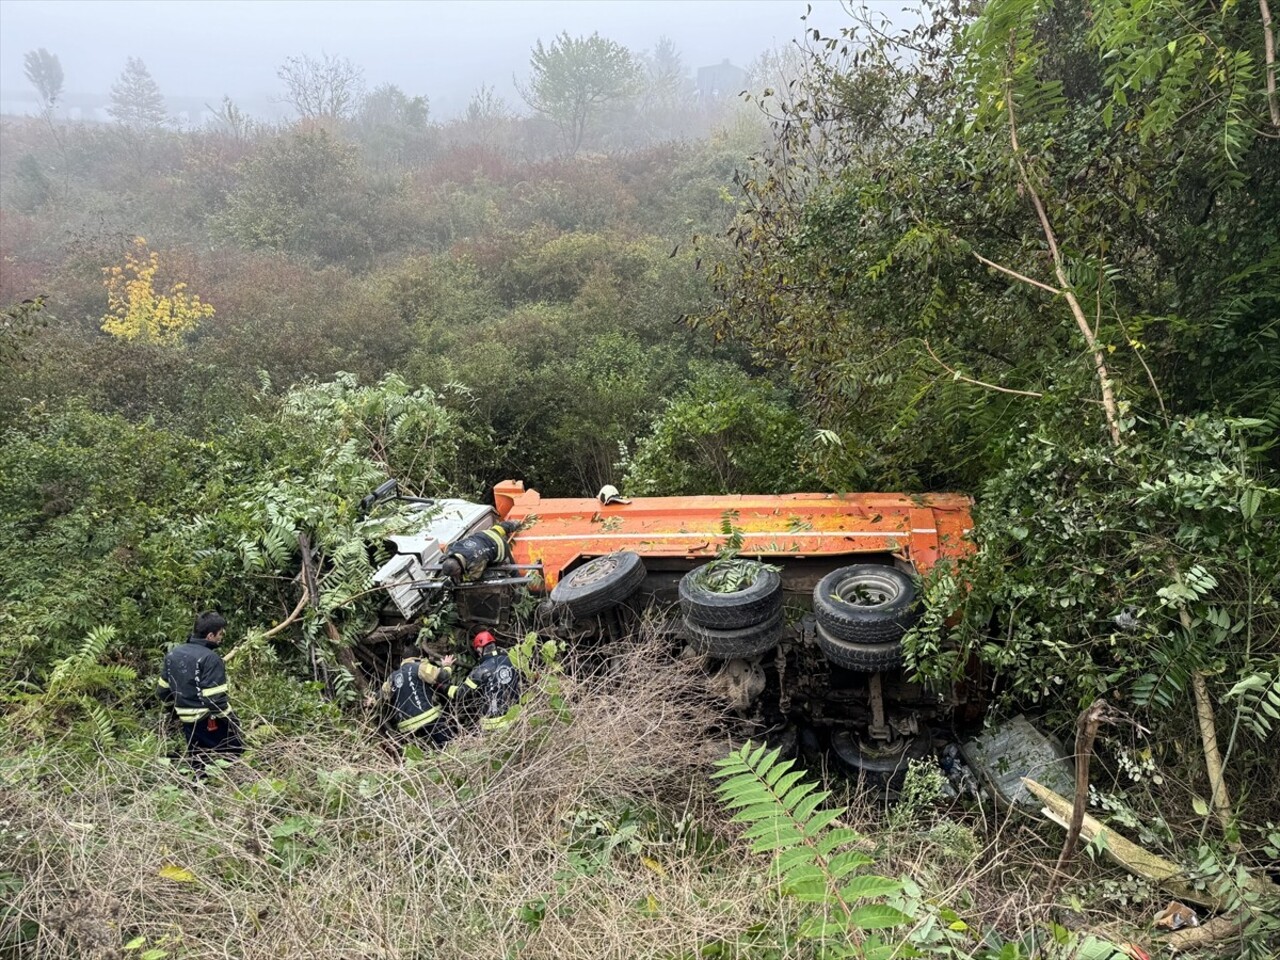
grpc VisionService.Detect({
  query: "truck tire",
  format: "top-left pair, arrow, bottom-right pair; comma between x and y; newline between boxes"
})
831,730 -> 933,791
685,606 -> 785,659
550,551 -> 647,619
679,560 -> 783,629
812,564 -> 919,645
814,623 -> 905,672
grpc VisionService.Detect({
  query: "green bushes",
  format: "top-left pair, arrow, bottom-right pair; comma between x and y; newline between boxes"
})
626,363 -> 815,496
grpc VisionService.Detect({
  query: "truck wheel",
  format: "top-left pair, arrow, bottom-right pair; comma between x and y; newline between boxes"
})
814,623 -> 905,672
812,564 -> 919,645
830,730 -> 932,791
679,560 -> 783,629
550,551 -> 647,619
685,606 -> 785,659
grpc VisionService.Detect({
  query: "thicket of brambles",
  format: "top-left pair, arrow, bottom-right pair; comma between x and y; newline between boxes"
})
2,5 -> 1278,957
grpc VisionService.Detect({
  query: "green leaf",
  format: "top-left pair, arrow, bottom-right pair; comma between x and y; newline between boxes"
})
839,874 -> 902,900
1241,487 -> 1261,520
847,904 -> 913,929
828,850 -> 876,878
785,879 -> 833,902
1192,795 -> 1209,817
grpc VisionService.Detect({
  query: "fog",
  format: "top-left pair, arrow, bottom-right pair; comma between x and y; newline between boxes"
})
0,0 -> 881,118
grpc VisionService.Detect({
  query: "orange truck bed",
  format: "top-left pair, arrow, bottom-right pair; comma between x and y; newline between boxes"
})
492,481 -> 974,589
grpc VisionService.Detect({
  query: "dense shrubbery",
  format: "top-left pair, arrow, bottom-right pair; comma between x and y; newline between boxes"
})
4,7 -> 1280,955
702,0 -> 1280,867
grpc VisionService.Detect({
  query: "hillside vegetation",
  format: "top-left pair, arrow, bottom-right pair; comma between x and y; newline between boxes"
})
2,2 -> 1278,957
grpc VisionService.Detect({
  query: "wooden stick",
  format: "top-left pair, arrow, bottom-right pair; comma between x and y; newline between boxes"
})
1024,779 -> 1274,910
1054,699 -> 1108,875
1026,778 -> 1219,908
1167,913 -> 1246,955
1169,564 -> 1240,850
223,586 -> 308,665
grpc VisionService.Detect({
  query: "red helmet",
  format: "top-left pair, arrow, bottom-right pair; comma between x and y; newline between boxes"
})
472,630 -> 497,652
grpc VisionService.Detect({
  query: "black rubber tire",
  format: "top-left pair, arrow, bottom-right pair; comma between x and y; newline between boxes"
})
550,551 -> 646,619
814,623 -> 905,672
830,730 -> 933,791
684,606 -> 785,659
679,560 -> 783,629
812,564 -> 919,645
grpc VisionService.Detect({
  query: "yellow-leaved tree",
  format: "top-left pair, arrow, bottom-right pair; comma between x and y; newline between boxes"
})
101,237 -> 214,345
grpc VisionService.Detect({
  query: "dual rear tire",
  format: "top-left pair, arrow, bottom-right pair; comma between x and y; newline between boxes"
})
680,560 -> 784,658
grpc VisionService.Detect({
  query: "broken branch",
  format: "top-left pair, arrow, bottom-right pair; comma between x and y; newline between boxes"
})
1025,778 -> 1221,909
1054,699 -> 1109,875
223,582 -> 309,665
923,339 -> 1045,397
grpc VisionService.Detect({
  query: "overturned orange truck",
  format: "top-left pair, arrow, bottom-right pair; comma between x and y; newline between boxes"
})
371,480 -> 976,783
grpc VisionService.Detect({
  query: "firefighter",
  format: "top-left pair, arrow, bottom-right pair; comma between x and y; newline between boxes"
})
461,630 -> 521,731
440,519 -> 521,584
156,611 -> 244,761
380,647 -> 460,746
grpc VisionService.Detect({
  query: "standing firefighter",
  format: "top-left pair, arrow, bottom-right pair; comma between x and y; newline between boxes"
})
157,611 -> 243,761
380,648 -> 459,746
462,630 -> 521,731
440,519 -> 521,583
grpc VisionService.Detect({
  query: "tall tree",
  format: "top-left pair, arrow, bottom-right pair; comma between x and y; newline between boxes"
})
23,48 -> 63,115
353,84 -> 430,171
519,32 -> 639,154
108,56 -> 167,130
646,36 -> 688,109
277,53 -> 364,122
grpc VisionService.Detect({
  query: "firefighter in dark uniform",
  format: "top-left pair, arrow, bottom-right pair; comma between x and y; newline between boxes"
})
156,611 -> 243,760
440,520 -> 521,583
461,630 -> 521,731
380,648 -> 461,746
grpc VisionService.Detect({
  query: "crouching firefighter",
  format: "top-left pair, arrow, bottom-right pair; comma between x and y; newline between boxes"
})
157,611 -> 244,761
380,648 -> 461,746
440,520 -> 521,584
461,630 -> 521,731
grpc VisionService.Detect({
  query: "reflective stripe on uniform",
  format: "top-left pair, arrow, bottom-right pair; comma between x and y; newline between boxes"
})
201,684 -> 228,697
175,707 -> 209,721
482,526 -> 508,561
464,678 -> 479,691
398,706 -> 443,733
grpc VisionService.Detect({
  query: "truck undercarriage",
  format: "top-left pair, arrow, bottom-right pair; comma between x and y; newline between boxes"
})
367,480 -> 978,785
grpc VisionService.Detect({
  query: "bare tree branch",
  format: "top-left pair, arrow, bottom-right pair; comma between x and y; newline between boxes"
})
922,339 -> 1044,397
1004,65 -> 1123,446
1263,0 -> 1280,127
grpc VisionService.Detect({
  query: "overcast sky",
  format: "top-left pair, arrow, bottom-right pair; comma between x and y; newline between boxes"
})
0,0 -> 909,117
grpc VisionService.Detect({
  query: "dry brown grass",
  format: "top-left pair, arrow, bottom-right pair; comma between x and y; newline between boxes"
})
2,629 -> 796,959
2,625 -> 1167,960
